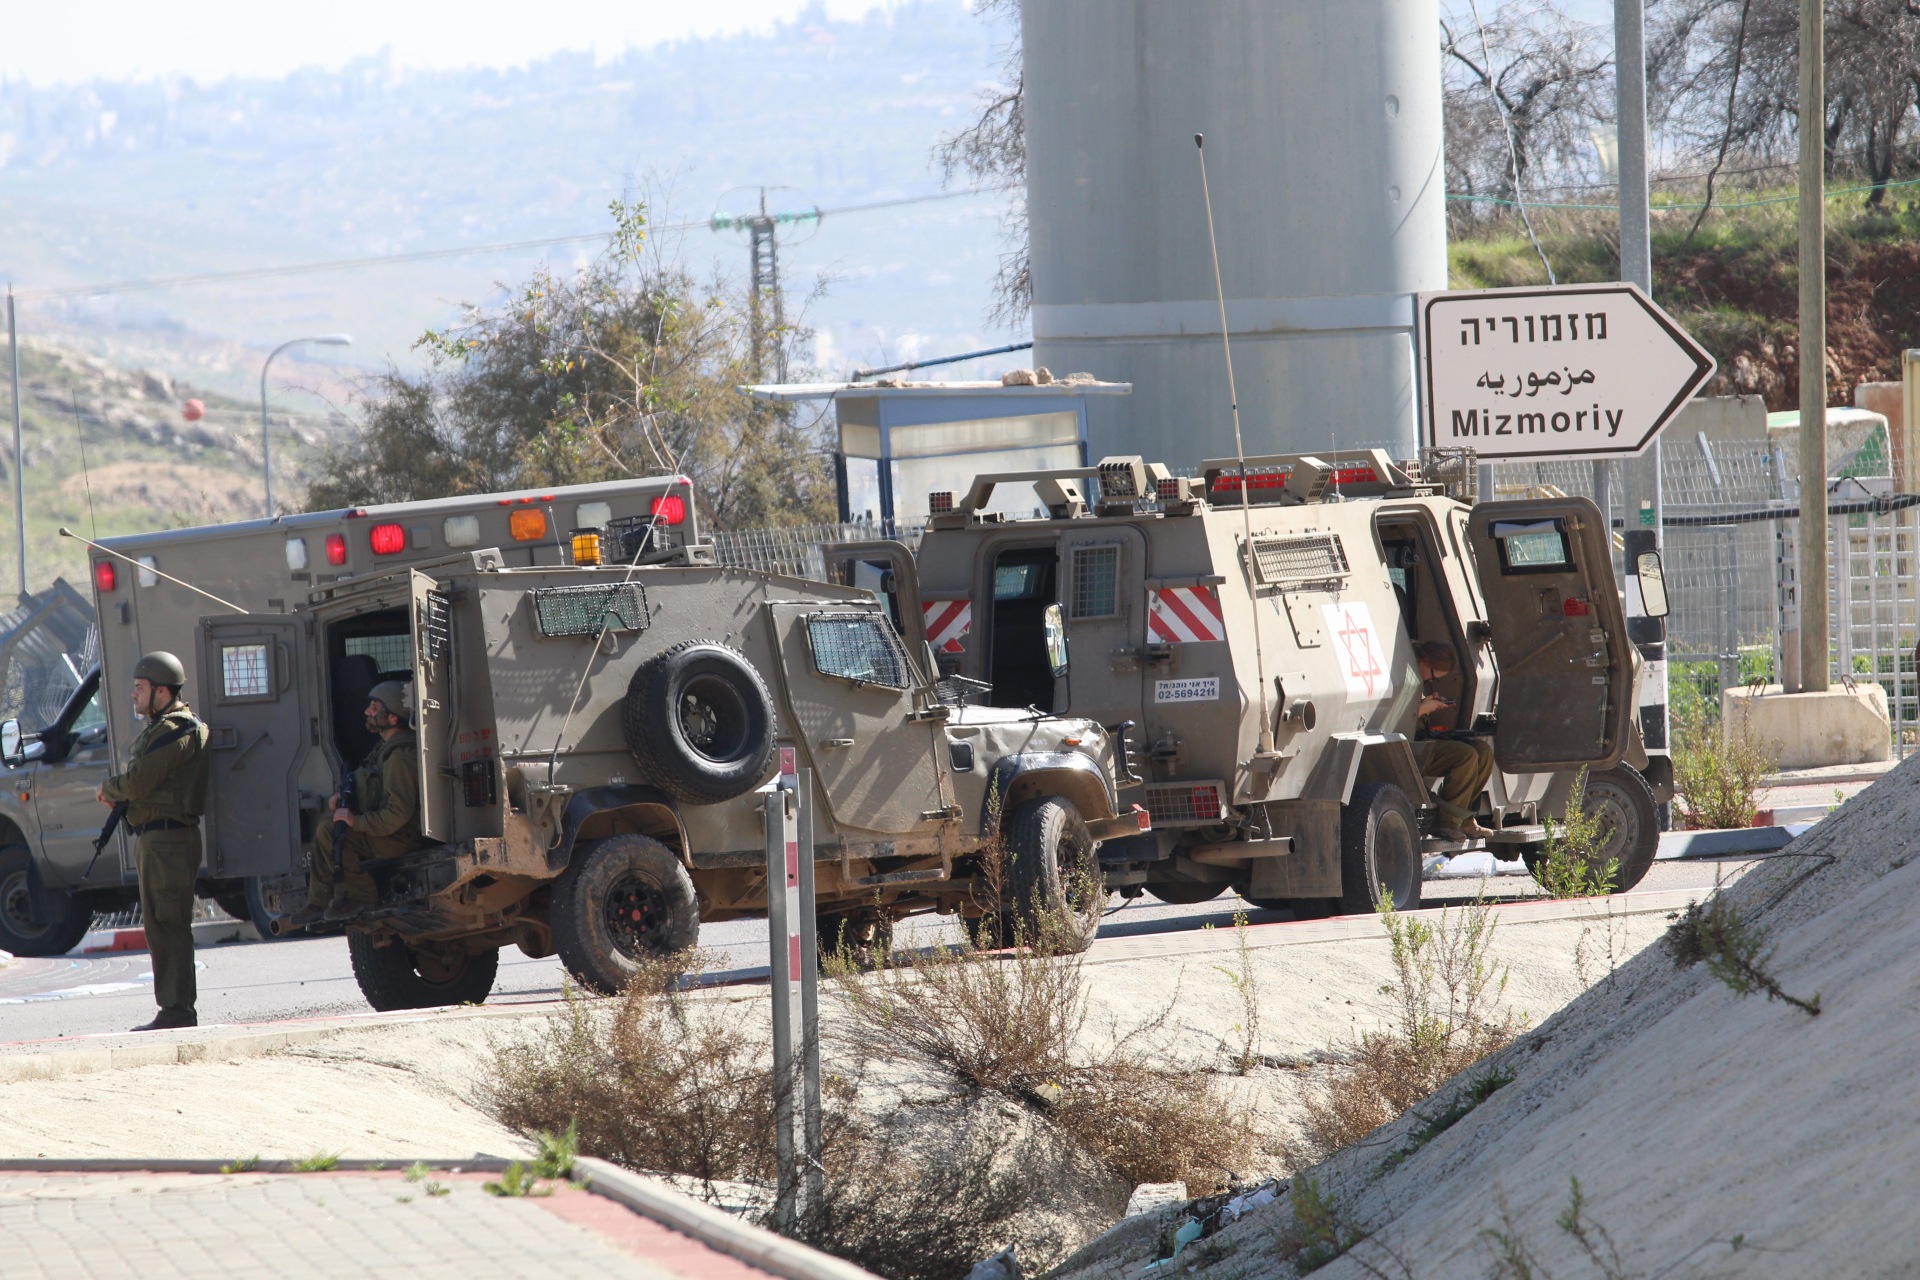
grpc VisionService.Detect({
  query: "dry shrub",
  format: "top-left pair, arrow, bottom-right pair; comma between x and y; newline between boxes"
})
835,918 -> 1259,1193
788,1098 -> 1056,1280
1285,896 -> 1520,1168
485,953 -> 773,1190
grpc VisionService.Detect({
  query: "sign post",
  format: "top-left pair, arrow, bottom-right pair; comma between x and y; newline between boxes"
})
1417,283 -> 1714,463
765,747 -> 822,1228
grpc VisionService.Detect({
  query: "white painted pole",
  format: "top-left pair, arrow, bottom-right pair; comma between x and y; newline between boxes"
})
8,287 -> 25,600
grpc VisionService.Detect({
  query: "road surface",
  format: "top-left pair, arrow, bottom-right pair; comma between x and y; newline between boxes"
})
0,860 -> 1744,1042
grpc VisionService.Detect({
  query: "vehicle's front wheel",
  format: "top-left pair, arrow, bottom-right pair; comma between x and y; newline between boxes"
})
0,844 -> 95,957
347,933 -> 498,1011
550,833 -> 700,993
1337,782 -> 1422,915
1524,765 -> 1659,894
1002,797 -> 1104,951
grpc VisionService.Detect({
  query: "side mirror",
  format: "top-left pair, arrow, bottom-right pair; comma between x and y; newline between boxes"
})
0,719 -> 20,767
1635,551 -> 1670,619
1043,603 -> 1069,678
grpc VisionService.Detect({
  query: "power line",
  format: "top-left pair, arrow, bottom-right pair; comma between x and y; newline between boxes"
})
14,185 -> 1018,302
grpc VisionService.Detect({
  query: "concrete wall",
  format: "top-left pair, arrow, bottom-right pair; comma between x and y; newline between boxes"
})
1022,0 -> 1447,467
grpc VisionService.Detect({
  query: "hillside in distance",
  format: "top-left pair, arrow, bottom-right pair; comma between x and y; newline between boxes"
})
0,1 -> 1022,396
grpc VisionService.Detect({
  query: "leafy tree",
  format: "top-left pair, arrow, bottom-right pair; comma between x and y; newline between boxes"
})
934,0 -> 1027,328
307,200 -> 835,529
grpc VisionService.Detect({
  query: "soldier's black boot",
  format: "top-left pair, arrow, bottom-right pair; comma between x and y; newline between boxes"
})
322,886 -> 356,920
131,1009 -> 196,1032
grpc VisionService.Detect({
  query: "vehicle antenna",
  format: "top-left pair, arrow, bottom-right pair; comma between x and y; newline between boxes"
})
1194,134 -> 1276,757
59,527 -> 246,612
66,386 -> 99,542
543,478 -> 684,785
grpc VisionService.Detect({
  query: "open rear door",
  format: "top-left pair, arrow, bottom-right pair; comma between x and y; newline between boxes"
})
197,614 -> 313,878
409,570 -> 453,841
1466,499 -> 1634,773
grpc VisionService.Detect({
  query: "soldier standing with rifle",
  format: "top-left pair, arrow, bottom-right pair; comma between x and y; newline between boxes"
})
96,652 -> 209,1032
289,682 -> 426,926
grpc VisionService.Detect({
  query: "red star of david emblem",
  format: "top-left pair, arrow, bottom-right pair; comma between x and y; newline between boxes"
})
1334,608 -> 1383,698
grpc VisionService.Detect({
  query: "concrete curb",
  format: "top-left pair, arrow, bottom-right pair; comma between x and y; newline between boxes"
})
1658,824 -> 1814,860
576,1158 -> 879,1280
0,1156 -> 513,1173
74,916 -> 261,955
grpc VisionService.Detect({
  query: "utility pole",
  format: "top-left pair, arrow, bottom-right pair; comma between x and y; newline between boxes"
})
8,286 -> 25,601
1795,0 -> 1829,692
1614,1 -> 1671,773
711,193 -> 820,385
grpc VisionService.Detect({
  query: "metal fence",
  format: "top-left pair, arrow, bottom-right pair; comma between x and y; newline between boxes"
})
710,520 -> 923,581
0,579 -> 98,729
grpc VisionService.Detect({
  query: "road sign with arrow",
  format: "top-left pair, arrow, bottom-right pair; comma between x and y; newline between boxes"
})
1416,283 -> 1715,463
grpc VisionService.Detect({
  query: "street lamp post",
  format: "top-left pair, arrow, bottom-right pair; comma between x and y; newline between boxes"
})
260,334 -> 352,518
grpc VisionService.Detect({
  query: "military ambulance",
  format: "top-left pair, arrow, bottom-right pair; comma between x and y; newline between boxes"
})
909,449 -> 1669,914
0,475 -> 696,954
194,535 -> 1145,1009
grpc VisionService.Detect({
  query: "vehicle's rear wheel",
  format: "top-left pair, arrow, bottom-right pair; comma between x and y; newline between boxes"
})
551,833 -> 700,993
1524,765 -> 1658,894
0,844 -> 94,957
1144,878 -> 1228,906
347,932 -> 498,1011
212,878 -> 280,938
1337,782 -> 1422,915
621,642 -> 778,806
1003,797 -> 1103,951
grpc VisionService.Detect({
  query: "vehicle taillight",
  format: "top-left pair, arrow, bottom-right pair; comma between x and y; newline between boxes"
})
650,494 -> 687,526
93,560 -> 116,592
325,533 -> 348,566
369,523 -> 406,555
509,508 -> 548,541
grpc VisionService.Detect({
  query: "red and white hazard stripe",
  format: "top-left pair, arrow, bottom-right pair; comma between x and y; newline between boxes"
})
1148,586 -> 1226,643
923,599 -> 973,653
778,746 -> 804,1012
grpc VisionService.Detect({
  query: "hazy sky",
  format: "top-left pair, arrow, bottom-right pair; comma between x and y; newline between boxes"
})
0,0 -> 932,85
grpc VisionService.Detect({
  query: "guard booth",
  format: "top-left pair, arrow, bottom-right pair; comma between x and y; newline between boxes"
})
743,379 -> 1132,528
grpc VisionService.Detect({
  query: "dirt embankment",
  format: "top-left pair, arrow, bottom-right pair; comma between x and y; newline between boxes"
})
1663,238 -> 1920,410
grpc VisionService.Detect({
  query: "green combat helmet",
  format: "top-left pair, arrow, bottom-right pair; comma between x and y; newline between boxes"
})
133,651 -> 188,688
368,681 -> 412,725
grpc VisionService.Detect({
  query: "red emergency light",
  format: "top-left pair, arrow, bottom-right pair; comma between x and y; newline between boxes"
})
325,533 -> 349,566
651,494 -> 687,526
369,523 -> 406,555
93,560 -> 116,592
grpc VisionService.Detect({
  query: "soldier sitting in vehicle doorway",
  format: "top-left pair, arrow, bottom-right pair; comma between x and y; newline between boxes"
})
1409,640 -> 1494,843
289,681 -> 430,925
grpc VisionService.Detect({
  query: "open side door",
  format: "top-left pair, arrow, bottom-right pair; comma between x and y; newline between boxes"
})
409,571 -> 454,841
198,614 -> 314,878
1466,498 -> 1634,773
767,602 -> 951,835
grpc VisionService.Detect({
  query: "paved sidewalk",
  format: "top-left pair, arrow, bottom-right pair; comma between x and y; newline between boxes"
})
0,1161 -> 869,1280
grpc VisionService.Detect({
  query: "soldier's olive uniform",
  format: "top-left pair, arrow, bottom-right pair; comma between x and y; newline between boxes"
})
308,730 -> 428,906
1411,703 -> 1494,826
101,702 -> 210,1021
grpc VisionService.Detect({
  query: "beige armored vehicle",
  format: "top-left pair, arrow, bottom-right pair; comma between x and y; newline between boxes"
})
195,536 -> 1146,1009
910,449 -> 1668,915
0,475 -> 694,955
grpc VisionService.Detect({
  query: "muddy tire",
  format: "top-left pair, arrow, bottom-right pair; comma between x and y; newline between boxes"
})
1337,782 -> 1422,915
348,933 -> 498,1011
0,844 -> 94,957
1003,797 -> 1103,951
1526,765 -> 1659,894
621,641 -> 777,806
551,833 -> 699,993
1144,879 -> 1228,906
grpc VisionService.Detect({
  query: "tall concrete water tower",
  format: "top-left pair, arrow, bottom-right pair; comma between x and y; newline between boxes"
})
1024,1 -> 1447,465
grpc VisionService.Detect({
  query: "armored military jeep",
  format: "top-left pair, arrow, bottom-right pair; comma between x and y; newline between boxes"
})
195,539 -> 1145,1009
910,449 -> 1668,915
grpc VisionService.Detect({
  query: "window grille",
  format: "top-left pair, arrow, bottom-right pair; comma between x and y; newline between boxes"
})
532,583 -> 649,638
221,643 -> 270,699
1071,545 -> 1121,618
807,613 -> 910,688
1251,533 -> 1349,587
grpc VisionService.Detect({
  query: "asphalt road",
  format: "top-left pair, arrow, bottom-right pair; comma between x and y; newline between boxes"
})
0,859 -> 1743,1043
